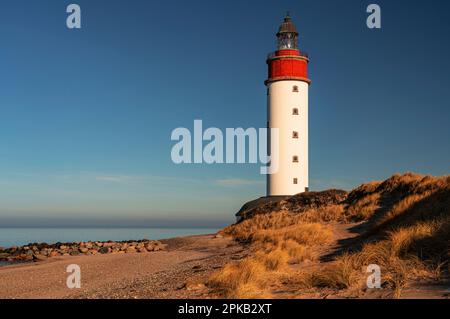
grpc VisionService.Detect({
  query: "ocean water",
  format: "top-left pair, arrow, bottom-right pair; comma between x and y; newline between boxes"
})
0,228 -> 218,248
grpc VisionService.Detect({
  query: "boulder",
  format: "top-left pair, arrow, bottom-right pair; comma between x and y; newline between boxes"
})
98,247 -> 109,254
184,281 -> 207,291
32,254 -> 47,261
0,253 -> 10,259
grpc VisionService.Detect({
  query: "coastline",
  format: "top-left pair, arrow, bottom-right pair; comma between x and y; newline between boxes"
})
0,238 -> 170,264
0,233 -> 247,299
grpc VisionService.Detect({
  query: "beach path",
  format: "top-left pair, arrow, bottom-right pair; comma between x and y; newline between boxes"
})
0,234 -> 246,299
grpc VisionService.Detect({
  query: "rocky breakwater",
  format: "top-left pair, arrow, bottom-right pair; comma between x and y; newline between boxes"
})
0,239 -> 168,263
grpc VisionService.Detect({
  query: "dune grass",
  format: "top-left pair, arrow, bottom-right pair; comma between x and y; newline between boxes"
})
210,173 -> 450,299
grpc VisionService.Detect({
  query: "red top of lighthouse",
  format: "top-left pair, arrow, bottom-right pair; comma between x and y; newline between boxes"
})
266,14 -> 310,85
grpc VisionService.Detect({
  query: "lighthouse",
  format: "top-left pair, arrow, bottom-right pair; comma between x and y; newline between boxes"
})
235,14 -> 310,221
266,14 -> 310,196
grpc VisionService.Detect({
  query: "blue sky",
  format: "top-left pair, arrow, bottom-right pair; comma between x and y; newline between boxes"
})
0,0 -> 449,227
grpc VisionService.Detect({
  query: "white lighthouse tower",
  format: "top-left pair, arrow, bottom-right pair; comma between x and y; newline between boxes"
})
266,14 -> 310,196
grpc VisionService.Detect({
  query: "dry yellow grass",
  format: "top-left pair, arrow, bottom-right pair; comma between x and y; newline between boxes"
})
228,283 -> 273,299
212,173 -> 450,299
211,210 -> 335,298
298,205 -> 345,223
208,258 -> 267,298
255,248 -> 290,271
281,240 -> 316,263
252,223 -> 333,247
346,193 -> 381,222
308,254 -> 361,290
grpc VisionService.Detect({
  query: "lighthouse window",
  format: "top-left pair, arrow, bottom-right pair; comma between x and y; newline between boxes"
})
292,108 -> 299,115
293,178 -> 298,185
292,131 -> 299,139
292,86 -> 299,93
293,156 -> 299,163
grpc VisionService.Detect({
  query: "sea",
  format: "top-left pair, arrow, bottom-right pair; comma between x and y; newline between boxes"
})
0,228 -> 219,248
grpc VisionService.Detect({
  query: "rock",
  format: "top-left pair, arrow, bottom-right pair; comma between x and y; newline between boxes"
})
0,239 -> 166,260
98,247 -> 109,254
153,243 -> 168,251
137,247 -> 147,253
0,253 -> 10,259
185,282 -> 206,291
32,254 -> 47,261
236,189 -> 349,221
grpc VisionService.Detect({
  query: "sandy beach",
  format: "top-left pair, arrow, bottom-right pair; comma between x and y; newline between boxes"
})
0,234 -> 247,299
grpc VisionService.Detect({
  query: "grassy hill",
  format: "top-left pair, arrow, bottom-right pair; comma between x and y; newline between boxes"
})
208,173 -> 450,298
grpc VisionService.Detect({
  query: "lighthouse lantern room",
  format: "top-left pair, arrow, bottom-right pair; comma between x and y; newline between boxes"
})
266,14 -> 310,196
